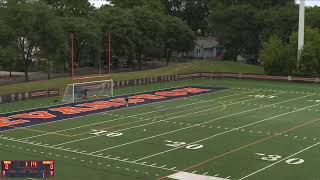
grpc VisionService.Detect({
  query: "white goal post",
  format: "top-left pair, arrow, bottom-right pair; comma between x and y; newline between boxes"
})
62,80 -> 113,102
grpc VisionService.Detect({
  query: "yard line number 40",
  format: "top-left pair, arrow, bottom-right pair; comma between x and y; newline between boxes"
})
255,153 -> 305,165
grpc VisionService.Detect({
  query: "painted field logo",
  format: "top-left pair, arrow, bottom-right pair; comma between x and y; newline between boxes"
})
0,86 -> 227,132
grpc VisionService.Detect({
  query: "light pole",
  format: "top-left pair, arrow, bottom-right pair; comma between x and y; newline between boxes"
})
297,0 -> 305,68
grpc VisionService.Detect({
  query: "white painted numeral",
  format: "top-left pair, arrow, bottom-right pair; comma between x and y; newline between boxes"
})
261,154 -> 282,161
106,132 -> 123,137
164,140 -> 204,150
186,144 -> 204,150
285,158 -> 304,165
90,130 -> 123,137
90,129 -> 108,136
165,140 -> 186,148
250,95 -> 276,99
255,153 -> 304,165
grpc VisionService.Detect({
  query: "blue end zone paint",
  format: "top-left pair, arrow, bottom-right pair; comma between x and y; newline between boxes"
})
0,86 -> 228,132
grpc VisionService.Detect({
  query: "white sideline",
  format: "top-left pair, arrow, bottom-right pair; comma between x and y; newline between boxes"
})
19,89 -> 256,140
2,85 -> 232,135
2,85 -> 194,114
168,171 -> 230,180
133,94 -> 320,162
238,141 -> 320,180
89,92 -> 311,155
0,136 -> 179,172
52,91 -> 285,147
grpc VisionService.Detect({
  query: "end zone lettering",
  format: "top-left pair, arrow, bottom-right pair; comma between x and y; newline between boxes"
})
0,86 -> 227,131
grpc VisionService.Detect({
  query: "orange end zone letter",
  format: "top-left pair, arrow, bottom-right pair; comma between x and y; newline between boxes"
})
11,111 -> 56,119
78,101 -> 123,109
129,94 -> 165,100
49,106 -> 96,115
174,87 -> 210,93
155,91 -> 187,97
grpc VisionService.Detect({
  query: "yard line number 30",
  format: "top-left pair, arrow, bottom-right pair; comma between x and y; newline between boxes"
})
255,153 -> 305,165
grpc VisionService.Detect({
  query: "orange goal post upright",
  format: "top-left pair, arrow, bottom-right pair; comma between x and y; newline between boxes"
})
70,32 -> 112,80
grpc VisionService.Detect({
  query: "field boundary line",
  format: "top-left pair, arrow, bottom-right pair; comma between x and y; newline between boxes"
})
18,89 -> 257,140
1,85 -> 205,115
0,136 -> 179,172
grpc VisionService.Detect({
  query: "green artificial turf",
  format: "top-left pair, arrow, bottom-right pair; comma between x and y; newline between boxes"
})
1,78 -> 320,180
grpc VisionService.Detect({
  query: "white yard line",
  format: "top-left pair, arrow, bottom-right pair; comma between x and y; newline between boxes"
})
238,141 -> 320,180
0,137 -> 179,172
133,97 -> 320,162
88,92 -> 311,155
18,89 -> 256,140
0,94 -> 314,174
52,105 -> 228,147
52,91 -> 284,147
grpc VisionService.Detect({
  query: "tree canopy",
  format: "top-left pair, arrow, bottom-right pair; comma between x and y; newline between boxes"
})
0,0 -> 196,81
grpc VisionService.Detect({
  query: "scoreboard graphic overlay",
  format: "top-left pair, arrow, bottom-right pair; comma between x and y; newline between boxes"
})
1,160 -> 54,178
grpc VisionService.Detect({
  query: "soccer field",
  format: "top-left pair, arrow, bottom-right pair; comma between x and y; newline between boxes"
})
1,78 -> 320,180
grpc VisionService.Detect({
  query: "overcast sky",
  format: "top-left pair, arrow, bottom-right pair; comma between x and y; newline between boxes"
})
89,0 -> 108,7
296,0 -> 320,6
88,0 -> 320,8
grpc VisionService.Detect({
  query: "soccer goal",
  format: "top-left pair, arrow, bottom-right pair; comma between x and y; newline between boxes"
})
62,80 -> 113,102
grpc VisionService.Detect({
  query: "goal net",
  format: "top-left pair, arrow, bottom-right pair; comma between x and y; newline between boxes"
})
62,80 -> 113,102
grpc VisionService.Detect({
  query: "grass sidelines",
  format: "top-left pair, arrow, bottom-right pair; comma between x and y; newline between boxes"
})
1,78 -> 320,180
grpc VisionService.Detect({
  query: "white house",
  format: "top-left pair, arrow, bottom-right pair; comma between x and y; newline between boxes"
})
185,37 -> 224,59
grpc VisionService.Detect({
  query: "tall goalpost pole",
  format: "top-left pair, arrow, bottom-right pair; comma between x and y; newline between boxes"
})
71,33 -> 75,80
108,32 -> 111,75
297,0 -> 305,68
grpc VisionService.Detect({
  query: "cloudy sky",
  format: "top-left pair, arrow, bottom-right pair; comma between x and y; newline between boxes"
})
88,0 -> 320,8
296,0 -> 320,6
89,0 -> 108,7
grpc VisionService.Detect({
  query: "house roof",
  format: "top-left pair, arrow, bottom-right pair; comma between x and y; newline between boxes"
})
196,37 -> 222,48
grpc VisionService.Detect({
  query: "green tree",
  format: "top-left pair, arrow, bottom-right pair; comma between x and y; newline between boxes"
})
162,0 -> 209,33
258,5 -> 298,42
36,12 -> 65,79
288,27 -> 320,75
260,35 -> 294,75
209,0 -> 294,10
96,6 -> 138,68
306,6 -> 320,28
0,6 -> 18,76
108,0 -> 164,14
44,0 -> 94,17
209,5 -> 260,60
208,0 -> 296,60
0,46 -> 19,76
131,7 -> 165,69
60,16 -> 101,73
5,0 -> 65,81
162,16 -> 195,65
